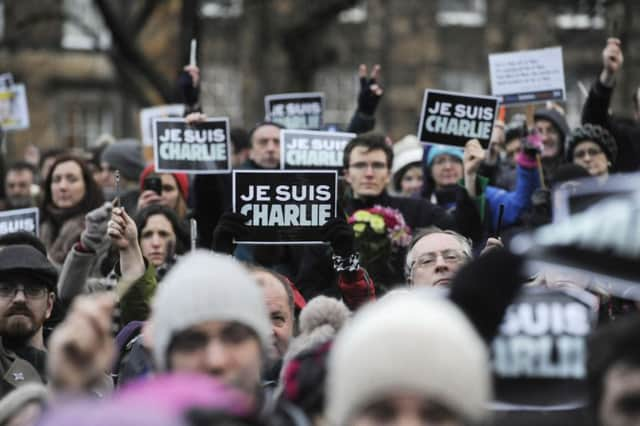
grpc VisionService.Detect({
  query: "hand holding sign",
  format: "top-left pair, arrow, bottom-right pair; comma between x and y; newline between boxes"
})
357,64 -> 384,116
463,139 -> 486,176
212,212 -> 250,255
107,206 -> 138,251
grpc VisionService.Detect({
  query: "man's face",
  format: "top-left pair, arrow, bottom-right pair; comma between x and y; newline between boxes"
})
168,320 -> 262,396
0,274 -> 54,343
535,119 -> 561,159
352,392 -> 463,426
5,169 -> 34,208
252,270 -> 294,363
344,147 -> 391,198
249,125 -> 281,169
599,363 -> 640,426
408,233 -> 468,287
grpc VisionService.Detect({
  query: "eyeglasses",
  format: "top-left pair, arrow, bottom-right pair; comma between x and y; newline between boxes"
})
349,161 -> 388,171
574,147 -> 603,159
0,283 -> 48,299
412,250 -> 465,270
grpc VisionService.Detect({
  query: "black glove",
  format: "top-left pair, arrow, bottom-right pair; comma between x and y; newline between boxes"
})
357,67 -> 383,116
178,71 -> 200,107
322,217 -> 356,257
211,212 -> 250,255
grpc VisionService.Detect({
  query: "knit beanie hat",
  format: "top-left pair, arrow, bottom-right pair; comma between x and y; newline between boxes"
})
426,144 -> 464,168
0,383 -> 48,425
566,123 -> 618,166
534,108 -> 569,147
139,164 -> 190,200
326,292 -> 491,425
391,135 -> 424,175
101,139 -> 146,182
152,250 -> 271,371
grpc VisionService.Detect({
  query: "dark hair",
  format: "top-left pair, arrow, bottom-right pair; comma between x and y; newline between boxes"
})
7,161 -> 36,175
247,121 -> 285,147
230,127 -> 250,152
41,155 -> 104,220
392,161 -> 421,192
0,231 -> 47,255
342,132 -> 393,171
38,148 -> 66,171
134,204 -> 189,255
587,315 -> 640,424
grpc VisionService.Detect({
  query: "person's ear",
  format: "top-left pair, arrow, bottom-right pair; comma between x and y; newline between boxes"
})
45,292 -> 55,319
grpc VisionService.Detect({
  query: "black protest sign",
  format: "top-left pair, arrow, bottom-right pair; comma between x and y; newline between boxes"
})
265,93 -> 324,130
153,117 -> 231,174
491,287 -> 597,406
233,170 -> 337,244
281,129 -> 355,172
417,90 -> 499,148
0,208 -> 39,237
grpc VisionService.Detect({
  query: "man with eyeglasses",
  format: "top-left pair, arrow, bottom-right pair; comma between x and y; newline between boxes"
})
0,245 -> 57,397
405,228 -> 472,287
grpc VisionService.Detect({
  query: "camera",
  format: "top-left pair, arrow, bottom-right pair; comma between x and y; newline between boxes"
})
143,176 -> 162,195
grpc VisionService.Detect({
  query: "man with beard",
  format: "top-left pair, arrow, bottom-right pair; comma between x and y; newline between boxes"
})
1,162 -> 36,210
0,245 -> 56,397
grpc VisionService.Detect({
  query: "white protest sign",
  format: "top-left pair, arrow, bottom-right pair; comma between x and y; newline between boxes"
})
153,117 -> 231,174
232,170 -> 338,244
140,104 -> 186,146
280,129 -> 355,171
264,92 -> 324,130
0,208 -> 39,236
489,46 -> 566,105
0,83 -> 30,131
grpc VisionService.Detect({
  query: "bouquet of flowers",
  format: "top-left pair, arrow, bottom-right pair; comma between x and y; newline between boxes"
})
347,205 -> 412,292
347,205 -> 412,250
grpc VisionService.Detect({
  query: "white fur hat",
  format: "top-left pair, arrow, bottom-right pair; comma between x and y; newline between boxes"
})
326,292 -> 491,425
391,134 -> 423,175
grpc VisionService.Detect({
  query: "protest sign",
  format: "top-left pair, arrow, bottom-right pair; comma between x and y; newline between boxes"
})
0,208 -> 39,237
233,170 -> 337,244
264,92 -> 324,130
491,287 -> 597,406
0,82 -> 29,131
489,46 -> 566,105
552,172 -> 640,222
153,117 -> 231,174
280,129 -> 355,171
140,104 -> 185,146
417,90 -> 499,148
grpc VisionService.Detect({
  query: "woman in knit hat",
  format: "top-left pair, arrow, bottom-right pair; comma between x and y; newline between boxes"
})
390,135 -> 424,197
138,164 -> 190,221
325,292 -> 491,426
566,123 -> 617,179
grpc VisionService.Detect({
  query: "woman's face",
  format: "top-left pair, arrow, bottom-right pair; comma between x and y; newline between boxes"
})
140,214 -> 176,267
400,165 -> 424,196
51,161 -> 86,209
573,140 -> 609,177
160,174 -> 181,210
351,393 -> 463,426
431,155 -> 463,188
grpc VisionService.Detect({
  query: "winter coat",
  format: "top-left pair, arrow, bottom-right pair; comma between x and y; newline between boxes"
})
582,77 -> 640,173
40,214 -> 85,266
0,342 -> 45,399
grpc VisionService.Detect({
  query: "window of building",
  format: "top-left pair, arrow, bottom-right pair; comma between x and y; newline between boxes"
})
439,70 -> 486,95
313,67 -> 358,127
55,90 -> 120,148
0,1 -> 4,41
437,0 -> 486,27
200,0 -> 243,19
555,0 -> 606,30
62,0 -> 111,50
200,65 -> 244,125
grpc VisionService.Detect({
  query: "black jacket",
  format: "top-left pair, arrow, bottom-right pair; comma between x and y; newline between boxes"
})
581,78 -> 640,173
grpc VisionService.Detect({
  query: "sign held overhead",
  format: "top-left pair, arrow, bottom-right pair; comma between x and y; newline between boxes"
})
265,92 -> 324,130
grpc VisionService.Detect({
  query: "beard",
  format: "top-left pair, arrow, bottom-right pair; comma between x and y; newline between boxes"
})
0,304 -> 40,345
6,195 -> 33,209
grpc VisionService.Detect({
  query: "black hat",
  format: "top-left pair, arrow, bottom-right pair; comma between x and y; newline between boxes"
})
566,124 -> 618,167
0,245 -> 57,291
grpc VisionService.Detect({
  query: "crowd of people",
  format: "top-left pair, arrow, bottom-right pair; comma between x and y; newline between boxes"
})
0,38 -> 636,426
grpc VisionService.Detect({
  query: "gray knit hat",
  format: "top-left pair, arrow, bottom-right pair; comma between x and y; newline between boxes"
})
152,250 -> 271,371
0,383 -> 48,424
101,139 -> 145,181
326,292 -> 491,425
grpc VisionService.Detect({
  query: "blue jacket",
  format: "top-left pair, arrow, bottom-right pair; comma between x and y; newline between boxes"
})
484,165 -> 540,232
